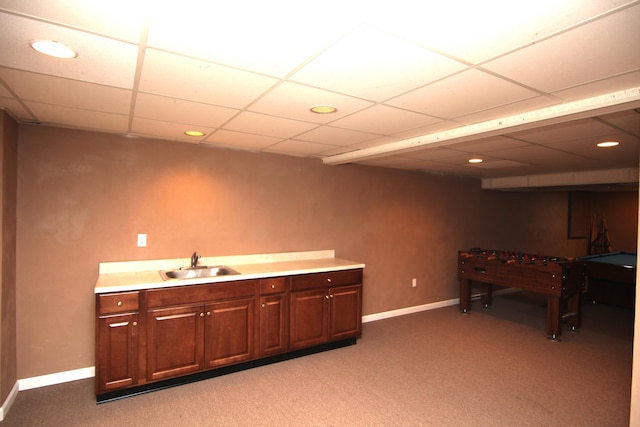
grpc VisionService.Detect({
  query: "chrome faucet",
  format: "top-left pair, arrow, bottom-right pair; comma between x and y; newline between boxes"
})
190,251 -> 201,268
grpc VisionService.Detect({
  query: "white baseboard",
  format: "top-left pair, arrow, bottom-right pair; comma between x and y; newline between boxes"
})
0,381 -> 19,421
8,293 -> 510,400
6,299 -> 455,405
18,366 -> 95,391
361,288 -> 521,324
363,297 -> 459,323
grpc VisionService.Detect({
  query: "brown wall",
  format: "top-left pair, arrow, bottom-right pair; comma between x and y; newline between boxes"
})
1,111 -> 18,402
591,191 -> 638,253
15,125 -> 638,379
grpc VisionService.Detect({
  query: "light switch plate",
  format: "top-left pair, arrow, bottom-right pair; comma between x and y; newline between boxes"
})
137,233 -> 147,247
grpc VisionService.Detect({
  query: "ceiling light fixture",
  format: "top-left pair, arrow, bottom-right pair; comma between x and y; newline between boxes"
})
597,141 -> 619,148
310,105 -> 337,114
29,40 -> 78,59
468,158 -> 483,164
184,130 -> 205,137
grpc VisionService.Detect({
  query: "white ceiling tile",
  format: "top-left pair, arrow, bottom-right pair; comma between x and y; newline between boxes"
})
0,67 -> 131,114
26,102 -> 128,132
248,82 -> 374,123
330,105 -> 440,135
401,147 -> 471,161
598,110 -> 640,137
487,144 -> 596,166
467,159 -> 529,169
510,118 -> 621,144
482,5 -> 640,92
131,117 -> 214,143
0,81 -> 12,97
265,139 -> 338,156
454,96 -> 560,126
290,25 -> 467,101
295,125 -> 381,146
139,49 -> 278,109
0,2 -> 638,185
386,69 -> 538,119
0,97 -> 34,120
549,134 -> 639,165
358,155 -> 424,168
316,146 -> 359,157
389,120 -> 454,141
204,129 -> 282,151
146,2 -> 354,78
134,93 -> 238,128
222,111 -> 318,139
376,0 -> 634,63
0,13 -> 138,88
449,136 -> 532,153
552,71 -> 640,102
0,0 -> 145,42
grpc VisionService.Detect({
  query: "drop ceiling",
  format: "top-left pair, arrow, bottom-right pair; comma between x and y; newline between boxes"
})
1,0 -> 639,190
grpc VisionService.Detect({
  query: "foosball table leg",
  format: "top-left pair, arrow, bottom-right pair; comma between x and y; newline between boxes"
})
460,278 -> 471,315
481,283 -> 493,309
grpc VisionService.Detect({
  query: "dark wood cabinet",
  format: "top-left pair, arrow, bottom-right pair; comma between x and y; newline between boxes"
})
290,270 -> 363,350
95,292 -> 140,393
328,285 -> 362,340
96,313 -> 139,392
146,304 -> 204,381
205,297 -> 256,368
259,277 -> 288,357
96,269 -> 362,400
145,280 -> 258,379
290,288 -> 328,349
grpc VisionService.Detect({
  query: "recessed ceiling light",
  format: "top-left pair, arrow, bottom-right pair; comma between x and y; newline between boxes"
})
29,40 -> 78,59
310,105 -> 337,114
597,141 -> 619,148
468,158 -> 483,164
184,130 -> 205,137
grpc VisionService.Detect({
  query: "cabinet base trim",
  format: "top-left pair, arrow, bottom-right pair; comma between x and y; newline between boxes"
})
96,337 -> 357,403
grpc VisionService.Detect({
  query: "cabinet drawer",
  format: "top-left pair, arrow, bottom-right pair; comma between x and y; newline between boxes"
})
260,277 -> 287,294
98,292 -> 140,315
291,269 -> 363,291
147,280 -> 258,308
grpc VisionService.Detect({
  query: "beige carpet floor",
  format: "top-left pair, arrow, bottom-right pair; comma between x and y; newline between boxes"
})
2,292 -> 634,426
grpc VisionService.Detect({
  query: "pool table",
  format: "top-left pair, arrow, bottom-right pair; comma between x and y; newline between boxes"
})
580,252 -> 637,309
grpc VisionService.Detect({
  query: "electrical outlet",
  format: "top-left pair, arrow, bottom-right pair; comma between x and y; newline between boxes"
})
137,233 -> 147,247
412,278 -> 417,288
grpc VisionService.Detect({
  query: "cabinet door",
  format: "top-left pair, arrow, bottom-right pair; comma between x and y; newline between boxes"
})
147,304 -> 204,381
205,297 -> 255,368
290,289 -> 328,350
259,294 -> 288,357
329,285 -> 362,340
96,313 -> 139,393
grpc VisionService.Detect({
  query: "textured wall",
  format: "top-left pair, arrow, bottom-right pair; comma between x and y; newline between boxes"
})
1,111 -> 18,402
15,125 -> 635,379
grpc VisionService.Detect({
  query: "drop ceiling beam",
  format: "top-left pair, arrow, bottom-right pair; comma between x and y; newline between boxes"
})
323,87 -> 640,165
481,168 -> 639,190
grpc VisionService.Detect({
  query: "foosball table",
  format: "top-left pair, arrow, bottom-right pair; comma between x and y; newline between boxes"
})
458,249 -> 586,340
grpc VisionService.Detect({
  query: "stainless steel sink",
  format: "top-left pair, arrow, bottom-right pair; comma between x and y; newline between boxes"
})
159,266 -> 240,281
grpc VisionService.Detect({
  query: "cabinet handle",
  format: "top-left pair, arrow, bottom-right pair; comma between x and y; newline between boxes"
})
207,311 -> 211,316
329,294 -> 334,298
117,301 -> 123,307
132,321 -> 137,327
200,312 -> 204,317
261,303 -> 266,308
325,295 -> 330,299
327,278 -> 332,283
271,284 -> 276,289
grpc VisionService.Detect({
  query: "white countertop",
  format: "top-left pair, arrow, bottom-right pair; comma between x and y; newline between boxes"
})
95,250 -> 365,294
